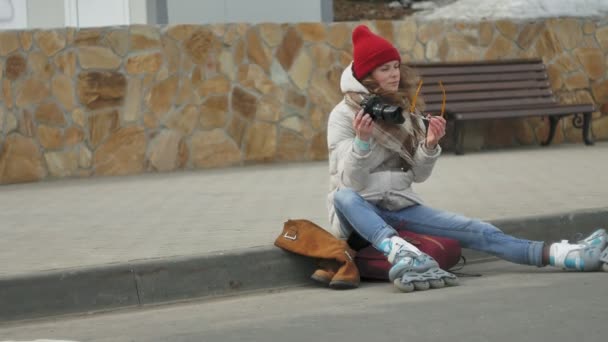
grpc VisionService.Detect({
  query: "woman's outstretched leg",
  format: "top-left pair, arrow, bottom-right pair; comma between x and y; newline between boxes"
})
380,205 -> 607,271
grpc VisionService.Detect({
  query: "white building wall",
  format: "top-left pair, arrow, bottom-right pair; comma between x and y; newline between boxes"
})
26,0 -> 64,28
0,0 -> 28,29
0,0 -> 330,30
167,0 -> 329,24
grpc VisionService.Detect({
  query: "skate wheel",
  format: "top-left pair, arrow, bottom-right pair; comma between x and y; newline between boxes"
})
443,277 -> 459,286
393,279 -> 415,293
602,263 -> 608,272
413,281 -> 430,291
429,278 -> 445,289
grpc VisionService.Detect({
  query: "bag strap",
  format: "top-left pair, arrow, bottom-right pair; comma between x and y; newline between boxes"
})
449,256 -> 482,277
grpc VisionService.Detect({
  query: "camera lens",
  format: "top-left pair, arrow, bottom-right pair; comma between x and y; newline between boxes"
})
382,106 -> 404,124
360,95 -> 405,124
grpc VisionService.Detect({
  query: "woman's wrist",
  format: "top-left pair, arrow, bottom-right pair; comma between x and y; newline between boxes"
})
354,136 -> 371,151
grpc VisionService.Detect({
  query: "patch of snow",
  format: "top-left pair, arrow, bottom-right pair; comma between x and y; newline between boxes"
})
417,0 -> 608,20
388,1 -> 403,9
412,1 -> 438,11
1,340 -> 80,342
400,0 -> 413,8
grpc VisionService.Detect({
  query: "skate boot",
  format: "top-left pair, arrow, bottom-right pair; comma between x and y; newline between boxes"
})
379,236 -> 458,293
576,228 -> 607,249
549,229 -> 606,271
600,247 -> 608,272
576,228 -> 608,272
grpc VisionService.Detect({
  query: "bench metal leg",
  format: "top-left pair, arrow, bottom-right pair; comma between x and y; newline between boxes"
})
582,112 -> 594,146
453,121 -> 465,155
541,116 -> 560,146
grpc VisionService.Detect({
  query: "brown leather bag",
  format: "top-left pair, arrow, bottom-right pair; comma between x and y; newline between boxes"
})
274,219 -> 360,289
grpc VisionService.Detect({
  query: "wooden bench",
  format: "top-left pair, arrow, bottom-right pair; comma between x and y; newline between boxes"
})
408,59 -> 596,155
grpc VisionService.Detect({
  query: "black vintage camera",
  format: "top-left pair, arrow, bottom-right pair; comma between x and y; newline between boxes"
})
359,95 -> 405,125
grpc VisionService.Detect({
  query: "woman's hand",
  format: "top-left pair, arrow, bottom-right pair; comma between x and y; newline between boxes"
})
354,109 -> 374,142
425,115 -> 446,149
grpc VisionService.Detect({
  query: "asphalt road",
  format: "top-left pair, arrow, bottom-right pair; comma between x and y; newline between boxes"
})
1,260 -> 607,342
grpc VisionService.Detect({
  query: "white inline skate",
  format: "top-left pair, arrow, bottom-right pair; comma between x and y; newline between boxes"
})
379,235 -> 458,293
549,228 -> 608,271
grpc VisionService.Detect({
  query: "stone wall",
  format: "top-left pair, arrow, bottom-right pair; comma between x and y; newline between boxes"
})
0,18 -> 607,184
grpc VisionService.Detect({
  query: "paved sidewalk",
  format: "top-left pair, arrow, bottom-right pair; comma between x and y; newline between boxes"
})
1,143 -> 607,277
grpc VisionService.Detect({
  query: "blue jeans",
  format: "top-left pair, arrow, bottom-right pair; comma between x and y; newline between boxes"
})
334,188 -> 544,266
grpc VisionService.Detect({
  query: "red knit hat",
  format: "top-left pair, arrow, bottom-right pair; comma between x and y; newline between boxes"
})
351,25 -> 401,80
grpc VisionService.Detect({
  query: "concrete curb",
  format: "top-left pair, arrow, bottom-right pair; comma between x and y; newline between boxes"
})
2,207 -> 607,323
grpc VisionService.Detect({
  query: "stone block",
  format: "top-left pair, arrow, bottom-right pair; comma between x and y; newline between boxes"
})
149,130 -> 182,172
145,76 -> 178,115
77,71 -> 126,110
5,54 -> 27,80
0,134 -> 46,184
44,150 -> 79,177
37,125 -> 64,149
259,23 -> 284,47
308,131 -> 327,160
88,110 -> 119,147
19,31 -> 33,51
28,51 -> 54,79
94,126 -> 146,176
52,74 -> 76,111
277,129 -> 307,161
232,87 -> 258,120
35,30 -> 66,56
496,20 -> 519,40
245,121 -> 277,161
0,32 -> 20,56
54,51 -> 76,77
184,28 -> 221,65
517,23 -> 543,50
276,27 -> 303,71
596,26 -> 608,50
328,23 -> 351,49
190,129 -> 241,168
238,64 -> 277,95
130,26 -> 161,50
35,102 -> 66,126
296,23 -> 327,42
74,29 -> 104,46
105,30 -> 129,56
78,46 -> 121,70
485,34 -> 513,60
16,78 -> 50,107
126,53 -> 163,74
198,76 -> 231,98
166,104 -> 200,135
200,96 -> 228,130
289,51 -> 313,90
247,29 -> 272,72
396,19 -> 417,52
574,48 -> 605,81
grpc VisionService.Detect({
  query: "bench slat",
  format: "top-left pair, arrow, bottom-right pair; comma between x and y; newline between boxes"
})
413,63 -> 545,76
424,97 -> 557,112
424,89 -> 553,103
421,80 -> 551,94
408,58 -> 543,68
423,71 -> 547,84
450,104 -> 596,120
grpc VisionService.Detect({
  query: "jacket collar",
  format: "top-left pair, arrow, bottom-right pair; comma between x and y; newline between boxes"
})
340,62 -> 369,94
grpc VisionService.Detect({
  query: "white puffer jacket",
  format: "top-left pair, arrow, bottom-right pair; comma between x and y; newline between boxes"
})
326,63 -> 442,239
